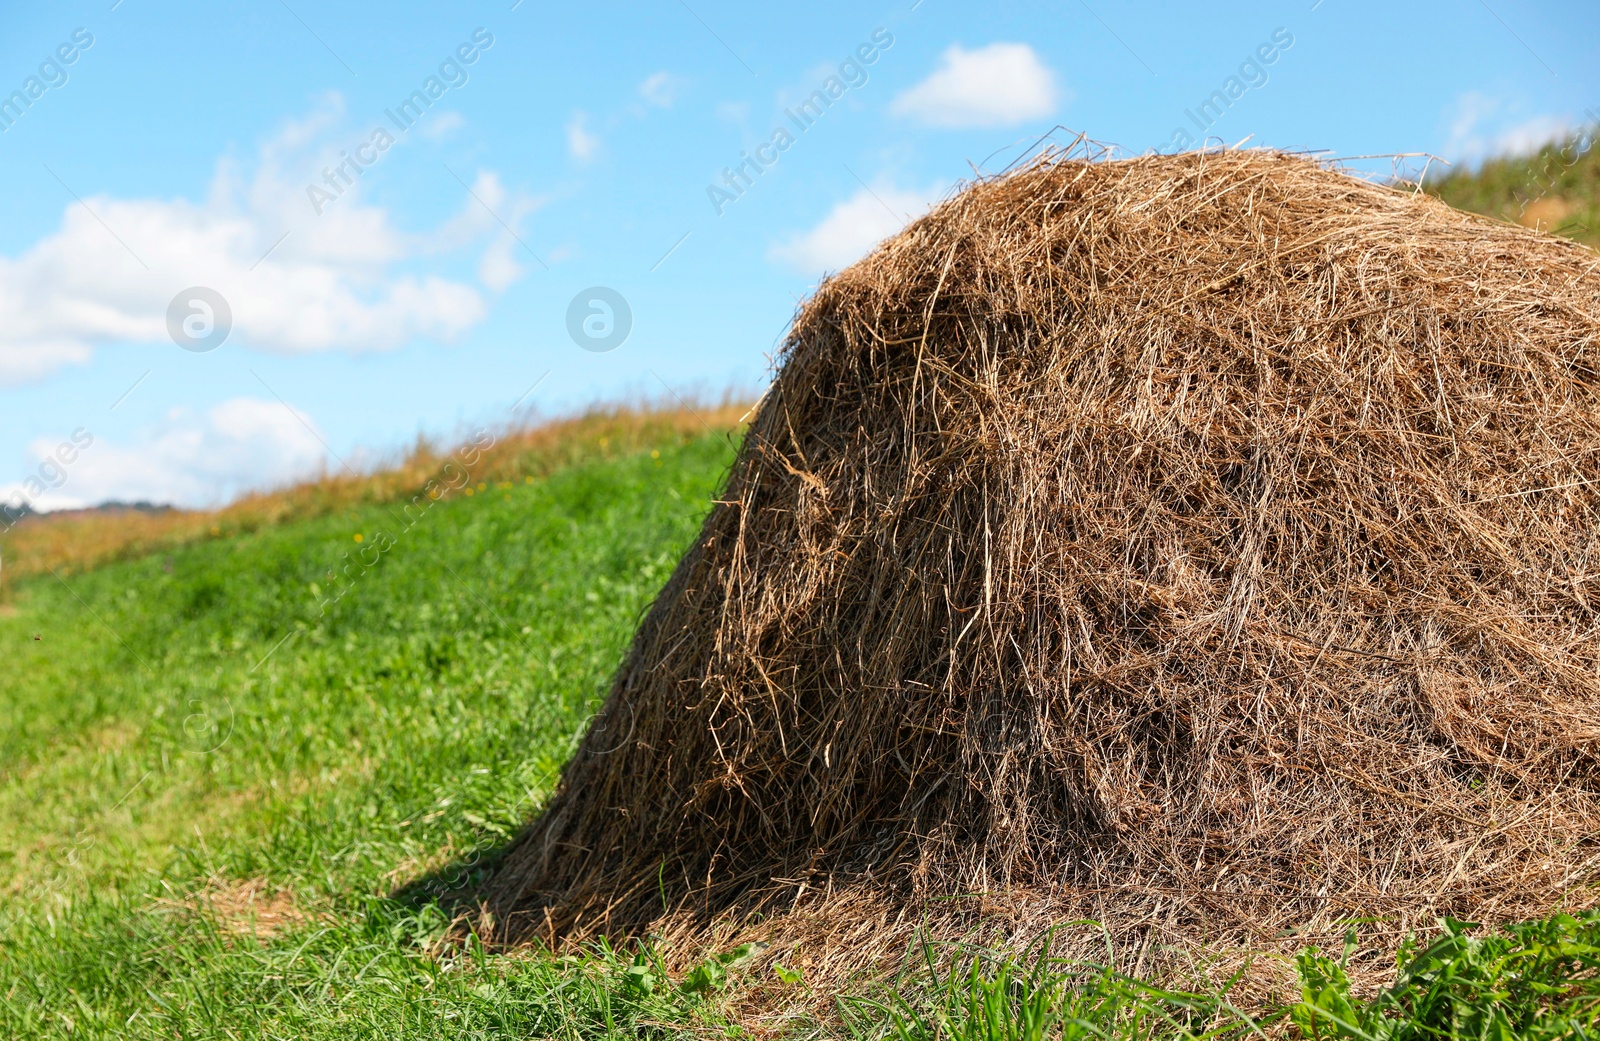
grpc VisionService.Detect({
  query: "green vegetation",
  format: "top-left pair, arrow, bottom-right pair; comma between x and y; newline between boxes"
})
1426,125 -> 1599,248
0,431 -> 747,1038
1293,915 -> 1600,1041
859,938 -> 1260,1041
3,424 -> 1597,1038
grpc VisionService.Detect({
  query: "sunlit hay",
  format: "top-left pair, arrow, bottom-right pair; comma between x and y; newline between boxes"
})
486,146 -> 1600,971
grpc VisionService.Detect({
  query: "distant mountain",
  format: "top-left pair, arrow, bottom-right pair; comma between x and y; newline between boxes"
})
2,500 -> 176,527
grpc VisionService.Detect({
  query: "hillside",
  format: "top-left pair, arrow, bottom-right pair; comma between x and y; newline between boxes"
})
0,414 -> 752,1037
0,405 -> 747,593
1424,125 -> 1598,247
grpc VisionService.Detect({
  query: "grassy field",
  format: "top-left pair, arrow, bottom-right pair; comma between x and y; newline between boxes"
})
0,422 -> 759,1037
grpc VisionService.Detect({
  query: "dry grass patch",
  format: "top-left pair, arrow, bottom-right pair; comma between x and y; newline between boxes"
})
1519,195 -> 1576,230
159,876 -> 311,942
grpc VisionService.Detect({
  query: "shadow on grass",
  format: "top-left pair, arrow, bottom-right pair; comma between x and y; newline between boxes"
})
385,835 -> 518,929
383,827 -> 804,957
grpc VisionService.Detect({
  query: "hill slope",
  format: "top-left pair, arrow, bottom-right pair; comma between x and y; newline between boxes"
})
0,419 -> 747,1039
0,405 -> 746,590
1425,125 -> 1598,247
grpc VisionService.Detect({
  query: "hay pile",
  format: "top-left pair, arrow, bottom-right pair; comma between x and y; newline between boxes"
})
487,149 -> 1600,958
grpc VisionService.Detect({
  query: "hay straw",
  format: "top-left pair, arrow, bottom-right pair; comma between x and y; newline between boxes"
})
485,148 -> 1600,976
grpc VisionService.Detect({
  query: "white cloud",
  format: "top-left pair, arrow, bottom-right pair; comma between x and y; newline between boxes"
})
0,398 -> 328,511
1442,91 -> 1574,164
0,95 -> 543,386
770,183 -> 940,274
420,109 -> 465,140
1495,115 -> 1573,155
890,43 -> 1061,128
638,72 -> 680,108
428,168 -> 541,291
566,111 -> 599,160
480,224 -> 531,292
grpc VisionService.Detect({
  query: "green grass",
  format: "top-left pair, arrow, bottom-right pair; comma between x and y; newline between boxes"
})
852,934 -> 1264,1041
1293,915 -> 1600,1041
3,426 -> 1598,1039
0,432 -> 752,1038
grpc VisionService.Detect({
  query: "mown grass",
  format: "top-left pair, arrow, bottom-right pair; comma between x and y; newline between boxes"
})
3,419 -> 1597,1039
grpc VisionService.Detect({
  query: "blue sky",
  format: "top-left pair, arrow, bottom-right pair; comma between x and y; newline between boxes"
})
1,0 -> 1595,509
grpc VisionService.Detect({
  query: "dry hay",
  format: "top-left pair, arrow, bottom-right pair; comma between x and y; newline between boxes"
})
158,876 -> 309,942
485,147 -> 1600,970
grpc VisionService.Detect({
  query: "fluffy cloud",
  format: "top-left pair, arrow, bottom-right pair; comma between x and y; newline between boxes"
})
420,110 -> 465,140
1442,91 -> 1576,164
0,95 -> 542,386
890,43 -> 1061,128
638,72 -> 680,108
566,111 -> 599,160
1494,115 -> 1575,155
770,183 -> 939,274
0,398 -> 328,511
